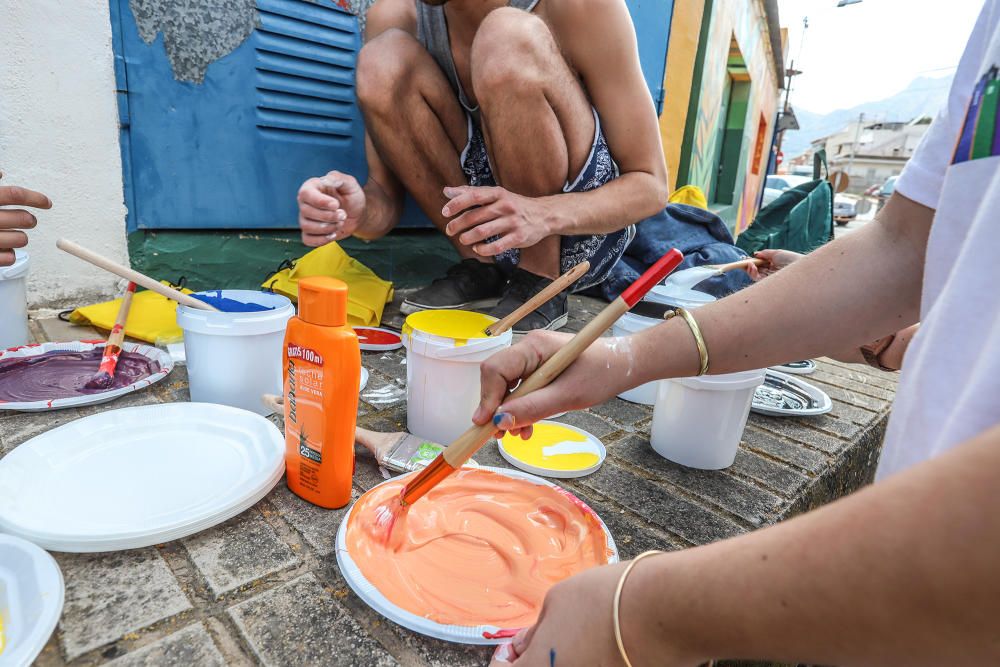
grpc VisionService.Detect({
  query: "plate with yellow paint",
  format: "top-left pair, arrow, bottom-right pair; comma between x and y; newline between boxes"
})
498,421 -> 606,479
0,534 -> 64,666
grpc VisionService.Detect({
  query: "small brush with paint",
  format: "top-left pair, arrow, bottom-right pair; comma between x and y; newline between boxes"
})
84,281 -> 136,390
369,248 -> 686,542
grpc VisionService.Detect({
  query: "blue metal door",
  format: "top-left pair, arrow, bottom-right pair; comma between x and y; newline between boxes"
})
112,0 -> 674,231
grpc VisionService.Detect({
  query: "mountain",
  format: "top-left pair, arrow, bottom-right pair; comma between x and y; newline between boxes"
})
782,75 -> 954,159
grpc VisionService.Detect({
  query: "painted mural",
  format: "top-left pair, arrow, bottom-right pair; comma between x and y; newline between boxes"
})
686,0 -> 780,233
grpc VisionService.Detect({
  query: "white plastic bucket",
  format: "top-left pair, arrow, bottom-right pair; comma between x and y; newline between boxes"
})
650,368 -> 765,469
0,250 -> 31,350
176,290 -> 294,415
403,311 -> 512,444
615,283 -> 715,405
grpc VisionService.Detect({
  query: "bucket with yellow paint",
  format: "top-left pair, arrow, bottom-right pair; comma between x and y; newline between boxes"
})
402,310 -> 512,444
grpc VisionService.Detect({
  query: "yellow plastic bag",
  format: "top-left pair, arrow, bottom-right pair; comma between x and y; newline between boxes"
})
263,242 -> 393,326
69,282 -> 194,345
668,185 -> 709,210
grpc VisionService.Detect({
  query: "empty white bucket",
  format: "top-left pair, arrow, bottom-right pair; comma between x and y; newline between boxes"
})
650,368 -> 765,469
615,282 -> 715,405
176,290 -> 294,415
0,250 -> 31,350
402,310 -> 512,444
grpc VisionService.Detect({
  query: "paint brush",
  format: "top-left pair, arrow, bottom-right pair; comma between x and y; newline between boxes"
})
84,281 -> 137,390
371,248 -> 686,541
484,261 -> 590,336
261,394 -> 458,472
56,238 -> 218,312
665,258 -> 767,291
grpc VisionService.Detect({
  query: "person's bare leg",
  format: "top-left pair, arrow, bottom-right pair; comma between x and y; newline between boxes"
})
356,29 -> 481,261
470,8 -> 596,278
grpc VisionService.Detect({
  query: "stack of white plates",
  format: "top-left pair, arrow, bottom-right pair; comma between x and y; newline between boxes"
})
0,403 -> 284,552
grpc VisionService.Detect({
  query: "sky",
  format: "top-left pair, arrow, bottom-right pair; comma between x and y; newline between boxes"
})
777,0 -> 984,113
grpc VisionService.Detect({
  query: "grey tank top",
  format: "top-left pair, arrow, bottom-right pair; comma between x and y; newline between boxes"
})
416,0 -> 540,117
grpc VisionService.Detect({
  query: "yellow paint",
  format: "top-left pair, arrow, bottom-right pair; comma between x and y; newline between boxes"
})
502,423 -> 602,472
659,0 -> 707,191
0,613 -> 5,656
403,309 -> 498,347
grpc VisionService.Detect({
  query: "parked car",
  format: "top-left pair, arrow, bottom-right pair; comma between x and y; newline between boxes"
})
876,175 -> 898,213
761,174 -> 813,207
833,194 -> 857,225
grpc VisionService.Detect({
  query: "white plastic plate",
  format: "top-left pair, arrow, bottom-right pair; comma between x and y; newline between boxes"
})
336,466 -> 618,645
752,370 -> 832,417
498,421 -> 606,479
0,340 -> 173,412
360,367 -> 369,394
769,359 -> 817,375
0,535 -> 64,667
0,403 -> 284,552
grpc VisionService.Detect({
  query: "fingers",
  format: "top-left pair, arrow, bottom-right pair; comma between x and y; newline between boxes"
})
301,231 -> 333,247
0,230 -> 29,250
0,209 -> 38,230
494,388 -> 565,432
0,185 -> 52,209
473,232 -> 524,256
325,170 -> 361,195
300,202 -> 346,224
0,249 -> 15,267
489,643 -> 518,665
512,625 -> 536,657
458,218 -> 508,246
298,178 -> 341,211
745,263 -> 761,281
474,340 -> 547,426
447,205 -> 500,238
442,185 -> 500,217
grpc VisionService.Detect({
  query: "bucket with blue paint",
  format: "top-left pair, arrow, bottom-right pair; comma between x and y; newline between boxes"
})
176,290 -> 293,415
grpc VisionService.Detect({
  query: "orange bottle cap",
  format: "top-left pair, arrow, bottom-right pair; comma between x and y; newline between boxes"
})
298,276 -> 348,327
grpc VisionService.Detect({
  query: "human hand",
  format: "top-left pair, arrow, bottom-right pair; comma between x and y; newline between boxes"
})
744,249 -> 804,281
442,186 -> 553,257
297,171 -> 366,247
472,331 -> 635,438
488,557 -> 697,666
0,172 -> 51,267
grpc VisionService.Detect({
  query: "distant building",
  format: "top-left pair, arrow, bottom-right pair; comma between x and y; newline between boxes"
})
809,118 -> 931,193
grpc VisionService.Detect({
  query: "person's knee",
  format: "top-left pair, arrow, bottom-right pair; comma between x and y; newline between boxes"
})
471,8 -> 553,98
356,29 -> 422,114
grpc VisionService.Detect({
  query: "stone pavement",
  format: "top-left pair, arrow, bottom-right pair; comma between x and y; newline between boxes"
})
5,294 -> 898,666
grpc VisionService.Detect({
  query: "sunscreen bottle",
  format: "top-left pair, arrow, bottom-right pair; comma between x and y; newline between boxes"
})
283,277 -> 360,508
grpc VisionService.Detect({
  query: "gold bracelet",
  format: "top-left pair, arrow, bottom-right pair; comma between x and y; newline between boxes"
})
613,550 -> 663,667
665,308 -> 709,376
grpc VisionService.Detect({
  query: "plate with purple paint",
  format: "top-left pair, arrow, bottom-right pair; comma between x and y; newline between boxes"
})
0,340 -> 173,412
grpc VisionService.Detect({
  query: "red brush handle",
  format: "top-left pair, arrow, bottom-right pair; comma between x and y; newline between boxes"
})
619,248 -> 684,307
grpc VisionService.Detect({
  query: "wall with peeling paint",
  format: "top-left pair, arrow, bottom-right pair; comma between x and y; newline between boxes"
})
0,1 -> 127,308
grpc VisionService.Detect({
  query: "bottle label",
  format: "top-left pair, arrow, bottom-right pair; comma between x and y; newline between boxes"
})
287,345 -> 326,493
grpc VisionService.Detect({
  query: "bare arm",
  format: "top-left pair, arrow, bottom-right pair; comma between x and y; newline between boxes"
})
498,423 -> 1000,666
474,192 -> 932,427
297,0 -> 411,245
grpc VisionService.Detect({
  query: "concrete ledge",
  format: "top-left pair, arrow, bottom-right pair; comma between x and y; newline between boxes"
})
5,295 -> 896,666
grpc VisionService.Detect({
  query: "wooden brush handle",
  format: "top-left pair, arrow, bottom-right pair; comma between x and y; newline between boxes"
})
106,282 -> 136,348
57,238 -> 218,311
443,297 -> 632,468
711,257 -> 767,274
485,261 -> 590,336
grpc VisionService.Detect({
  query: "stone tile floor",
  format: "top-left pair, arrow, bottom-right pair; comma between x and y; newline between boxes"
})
4,294 -> 898,666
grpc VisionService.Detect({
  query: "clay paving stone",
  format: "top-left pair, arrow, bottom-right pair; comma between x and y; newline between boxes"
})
814,360 -> 898,391
104,623 -> 225,667
362,350 -> 408,384
579,461 -> 744,545
268,483 -> 358,557
182,508 -> 299,598
810,367 -> 896,401
752,414 -> 852,455
589,396 -> 650,428
806,376 -> 889,412
229,573 -> 397,667
739,425 -> 830,474
728,449 -> 810,499
55,549 -> 192,660
609,434 -> 784,526
551,410 -> 618,439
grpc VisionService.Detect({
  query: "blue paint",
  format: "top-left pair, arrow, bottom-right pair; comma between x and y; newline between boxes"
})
192,291 -> 274,312
550,648 -> 556,666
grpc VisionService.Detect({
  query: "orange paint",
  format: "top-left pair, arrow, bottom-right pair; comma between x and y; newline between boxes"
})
283,277 -> 361,509
346,468 -> 610,627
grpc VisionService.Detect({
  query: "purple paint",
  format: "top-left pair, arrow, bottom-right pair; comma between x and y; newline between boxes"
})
0,349 -> 160,403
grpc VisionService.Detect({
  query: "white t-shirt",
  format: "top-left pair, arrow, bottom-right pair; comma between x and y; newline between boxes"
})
878,0 -> 1000,479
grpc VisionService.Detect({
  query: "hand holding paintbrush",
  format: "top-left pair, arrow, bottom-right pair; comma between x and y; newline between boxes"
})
368,248 -> 685,544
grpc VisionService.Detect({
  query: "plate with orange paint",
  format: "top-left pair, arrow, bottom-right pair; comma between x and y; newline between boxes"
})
336,466 -> 618,644
498,420 -> 606,479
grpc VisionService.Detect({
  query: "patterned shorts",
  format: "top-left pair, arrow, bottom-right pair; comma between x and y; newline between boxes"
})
460,107 -> 635,292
